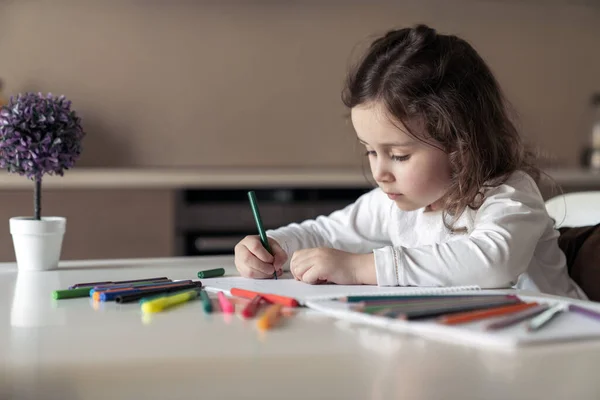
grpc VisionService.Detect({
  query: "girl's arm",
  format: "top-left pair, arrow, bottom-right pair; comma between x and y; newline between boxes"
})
375,176 -> 549,288
266,188 -> 393,264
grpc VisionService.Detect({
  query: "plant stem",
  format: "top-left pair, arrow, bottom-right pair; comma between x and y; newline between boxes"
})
34,177 -> 41,220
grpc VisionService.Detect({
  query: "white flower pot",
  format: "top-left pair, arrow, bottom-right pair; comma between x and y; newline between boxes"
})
9,217 -> 66,272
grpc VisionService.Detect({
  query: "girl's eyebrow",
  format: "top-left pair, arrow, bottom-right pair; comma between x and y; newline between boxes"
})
357,137 -> 414,148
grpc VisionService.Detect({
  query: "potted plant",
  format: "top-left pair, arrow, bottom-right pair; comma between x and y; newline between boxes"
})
0,92 -> 85,271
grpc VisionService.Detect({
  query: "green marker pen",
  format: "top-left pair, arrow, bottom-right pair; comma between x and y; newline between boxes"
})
197,268 -> 225,279
248,191 -> 277,280
53,287 -> 93,300
200,289 -> 213,314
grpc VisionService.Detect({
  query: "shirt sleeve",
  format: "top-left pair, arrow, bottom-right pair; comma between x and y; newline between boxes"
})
266,188 -> 393,264
374,175 -> 550,288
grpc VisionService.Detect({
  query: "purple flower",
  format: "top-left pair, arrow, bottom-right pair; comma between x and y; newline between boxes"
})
0,92 -> 85,180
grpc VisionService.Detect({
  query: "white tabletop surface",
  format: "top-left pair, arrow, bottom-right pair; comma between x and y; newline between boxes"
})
2,255 -> 600,400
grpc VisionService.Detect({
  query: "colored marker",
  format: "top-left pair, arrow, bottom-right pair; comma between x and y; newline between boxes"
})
527,303 -> 565,332
200,290 -> 213,314
217,291 -> 235,314
89,280 -> 177,296
115,284 -> 203,304
241,295 -> 264,319
257,304 -> 283,331
141,289 -> 200,313
96,281 -> 198,302
53,287 -> 94,300
248,191 -> 277,280
231,287 -> 299,308
91,279 -> 173,290
69,277 -> 169,289
197,268 -> 225,279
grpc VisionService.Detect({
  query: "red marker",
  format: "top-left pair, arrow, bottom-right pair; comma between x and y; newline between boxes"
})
241,295 -> 264,319
231,288 -> 299,308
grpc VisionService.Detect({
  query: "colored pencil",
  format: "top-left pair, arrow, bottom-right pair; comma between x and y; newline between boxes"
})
568,304 -> 600,322
341,294 -> 497,303
349,295 -> 512,307
438,302 -> 539,325
358,296 -> 520,314
527,303 -> 565,332
485,304 -> 550,330
379,298 -> 522,320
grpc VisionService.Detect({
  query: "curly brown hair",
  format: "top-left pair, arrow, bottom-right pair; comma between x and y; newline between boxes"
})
342,24 -> 539,229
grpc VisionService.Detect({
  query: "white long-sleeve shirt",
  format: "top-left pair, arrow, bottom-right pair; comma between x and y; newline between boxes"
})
266,171 -> 586,300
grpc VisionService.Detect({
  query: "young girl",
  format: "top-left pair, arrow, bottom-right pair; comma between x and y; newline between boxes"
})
234,24 -> 586,300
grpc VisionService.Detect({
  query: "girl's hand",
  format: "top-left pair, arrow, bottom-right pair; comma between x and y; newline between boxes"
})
234,236 -> 288,279
290,248 -> 376,285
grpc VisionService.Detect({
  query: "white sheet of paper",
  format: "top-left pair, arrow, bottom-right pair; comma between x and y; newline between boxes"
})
202,273 -> 480,304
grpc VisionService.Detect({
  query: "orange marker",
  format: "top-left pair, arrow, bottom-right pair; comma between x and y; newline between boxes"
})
231,288 -> 299,308
217,291 -> 235,314
438,302 -> 539,325
257,304 -> 283,331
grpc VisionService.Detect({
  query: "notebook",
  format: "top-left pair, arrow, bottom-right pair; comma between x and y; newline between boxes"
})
305,294 -> 600,350
201,274 -> 480,304
203,275 -> 600,349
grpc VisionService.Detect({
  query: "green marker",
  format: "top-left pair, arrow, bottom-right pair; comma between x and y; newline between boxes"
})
52,287 -> 93,300
248,190 -> 277,280
200,289 -> 213,314
197,268 -> 225,279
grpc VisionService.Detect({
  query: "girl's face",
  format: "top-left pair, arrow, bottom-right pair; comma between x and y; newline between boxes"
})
351,102 -> 452,212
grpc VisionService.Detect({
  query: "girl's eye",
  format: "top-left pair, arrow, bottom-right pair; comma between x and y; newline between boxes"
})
364,150 -> 376,157
391,154 -> 411,162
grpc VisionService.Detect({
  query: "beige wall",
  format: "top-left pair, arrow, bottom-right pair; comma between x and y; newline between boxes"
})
1,1 -> 599,168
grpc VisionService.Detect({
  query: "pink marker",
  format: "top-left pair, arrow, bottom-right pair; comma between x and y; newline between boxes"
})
218,291 -> 235,314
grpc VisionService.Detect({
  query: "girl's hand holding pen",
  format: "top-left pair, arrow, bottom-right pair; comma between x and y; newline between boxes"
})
235,235 -> 287,279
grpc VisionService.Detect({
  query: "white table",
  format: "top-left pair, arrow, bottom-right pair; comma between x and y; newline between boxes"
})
1,256 -> 599,400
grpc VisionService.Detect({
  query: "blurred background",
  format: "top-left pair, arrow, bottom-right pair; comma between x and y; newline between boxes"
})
0,0 -> 599,262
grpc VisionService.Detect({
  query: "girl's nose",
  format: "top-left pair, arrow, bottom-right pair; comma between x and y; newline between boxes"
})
372,159 -> 394,183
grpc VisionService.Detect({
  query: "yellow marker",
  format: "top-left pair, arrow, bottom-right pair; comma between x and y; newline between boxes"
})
256,304 -> 283,331
141,289 -> 200,313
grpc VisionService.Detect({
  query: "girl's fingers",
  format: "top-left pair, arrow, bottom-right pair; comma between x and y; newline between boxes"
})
300,265 -> 324,285
290,254 -> 314,282
245,237 -> 275,264
235,246 -> 276,279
